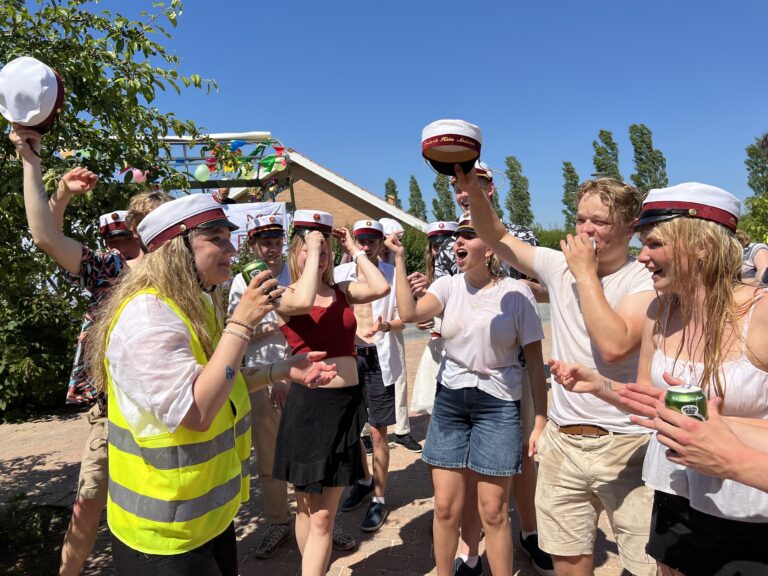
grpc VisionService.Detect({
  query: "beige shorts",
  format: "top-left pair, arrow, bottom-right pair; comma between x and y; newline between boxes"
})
535,421 -> 655,576
76,403 -> 108,501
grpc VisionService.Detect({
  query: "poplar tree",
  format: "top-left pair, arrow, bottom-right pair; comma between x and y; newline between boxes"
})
504,155 -> 533,226
592,129 -> 622,180
561,161 -> 580,229
384,178 -> 402,208
746,137 -> 768,197
431,173 -> 455,221
407,175 -> 428,220
629,124 -> 668,192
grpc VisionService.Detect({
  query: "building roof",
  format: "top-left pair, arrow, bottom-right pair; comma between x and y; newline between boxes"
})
231,148 -> 427,232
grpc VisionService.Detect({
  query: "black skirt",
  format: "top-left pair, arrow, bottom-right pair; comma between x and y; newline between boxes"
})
273,383 -> 366,493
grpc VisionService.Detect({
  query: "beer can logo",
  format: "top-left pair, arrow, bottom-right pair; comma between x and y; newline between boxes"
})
681,405 -> 705,420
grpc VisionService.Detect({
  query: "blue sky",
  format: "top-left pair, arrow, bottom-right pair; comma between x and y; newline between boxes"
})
141,0 -> 767,227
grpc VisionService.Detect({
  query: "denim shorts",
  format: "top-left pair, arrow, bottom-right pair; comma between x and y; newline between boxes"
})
422,384 -> 522,477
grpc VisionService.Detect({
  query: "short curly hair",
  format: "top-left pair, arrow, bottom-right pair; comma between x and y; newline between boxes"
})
577,178 -> 646,227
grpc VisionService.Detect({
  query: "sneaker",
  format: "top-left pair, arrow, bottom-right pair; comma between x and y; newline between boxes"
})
340,481 -> 374,512
360,502 -> 389,532
332,523 -> 357,551
362,435 -> 373,454
452,557 -> 483,576
393,433 -> 422,453
252,523 -> 291,559
519,533 -> 554,576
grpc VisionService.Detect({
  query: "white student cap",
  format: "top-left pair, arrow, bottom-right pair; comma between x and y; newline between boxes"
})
455,212 -> 475,234
292,210 -> 333,236
353,219 -> 384,239
247,215 -> 284,239
380,217 -> 404,238
0,56 -> 64,133
427,221 -> 458,239
636,182 -> 740,232
421,119 -> 482,176
98,210 -> 131,239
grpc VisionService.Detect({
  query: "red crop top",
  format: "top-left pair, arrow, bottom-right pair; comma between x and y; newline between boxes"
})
280,284 -> 357,357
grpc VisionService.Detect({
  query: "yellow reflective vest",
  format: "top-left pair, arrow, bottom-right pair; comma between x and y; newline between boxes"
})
106,289 -> 251,555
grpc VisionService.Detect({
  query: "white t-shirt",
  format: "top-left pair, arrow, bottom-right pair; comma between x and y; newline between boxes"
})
106,293 -> 205,437
428,274 -> 543,401
227,264 -> 291,367
533,248 -> 654,433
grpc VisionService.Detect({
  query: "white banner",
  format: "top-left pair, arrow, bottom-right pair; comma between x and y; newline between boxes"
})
222,202 -> 290,252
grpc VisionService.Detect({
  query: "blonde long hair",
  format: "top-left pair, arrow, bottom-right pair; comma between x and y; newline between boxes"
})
644,217 -> 744,399
287,233 -> 336,285
86,232 -> 218,392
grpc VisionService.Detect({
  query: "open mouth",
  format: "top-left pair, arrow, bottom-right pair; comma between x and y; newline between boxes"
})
456,248 -> 468,266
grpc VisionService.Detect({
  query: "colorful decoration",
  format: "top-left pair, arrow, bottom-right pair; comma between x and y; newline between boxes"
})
229,140 -> 246,152
132,168 -> 147,183
273,145 -> 285,156
274,157 -> 287,171
258,154 -> 276,171
59,149 -> 75,158
194,163 -> 211,182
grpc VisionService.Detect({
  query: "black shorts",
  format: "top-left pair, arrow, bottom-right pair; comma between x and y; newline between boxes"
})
647,491 -> 768,575
356,345 -> 396,428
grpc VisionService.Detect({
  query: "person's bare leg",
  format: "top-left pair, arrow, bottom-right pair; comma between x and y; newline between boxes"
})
457,474 -> 482,557
359,441 -> 372,480
294,491 -> 311,555
370,424 -> 390,497
511,449 -> 538,533
432,467 -> 467,576
59,494 -> 106,576
301,486 -> 344,576
476,473 -> 513,576
552,554 -> 594,576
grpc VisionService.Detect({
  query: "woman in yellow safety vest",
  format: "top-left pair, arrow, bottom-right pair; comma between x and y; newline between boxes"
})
87,193 -> 337,575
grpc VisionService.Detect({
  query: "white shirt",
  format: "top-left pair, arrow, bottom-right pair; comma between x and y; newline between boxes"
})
227,265 -> 291,367
428,275 -> 543,401
106,293 -> 205,437
533,248 -> 654,433
334,260 -> 404,388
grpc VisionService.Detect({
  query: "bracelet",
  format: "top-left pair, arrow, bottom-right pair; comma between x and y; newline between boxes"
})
222,328 -> 250,343
267,363 -> 274,385
352,250 -> 366,263
226,318 -> 255,333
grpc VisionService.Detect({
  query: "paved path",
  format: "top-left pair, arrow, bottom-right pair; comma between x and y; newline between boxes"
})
1,320 -> 626,575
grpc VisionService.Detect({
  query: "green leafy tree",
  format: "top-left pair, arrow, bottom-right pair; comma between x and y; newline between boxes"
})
401,227 -> 427,274
431,173 -> 455,221
592,129 -> 622,180
745,137 -> 768,198
504,155 -> 533,226
489,189 -> 504,219
384,177 -> 402,209
0,0 -> 214,418
407,175 -> 427,221
629,124 -> 668,192
561,161 -> 580,230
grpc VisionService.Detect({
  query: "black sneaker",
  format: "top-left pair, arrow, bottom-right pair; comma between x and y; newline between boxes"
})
252,522 -> 291,559
393,433 -> 422,453
452,557 -> 483,576
340,481 -> 374,512
361,435 -> 373,454
360,501 -> 388,532
519,533 -> 554,576
331,523 -> 357,551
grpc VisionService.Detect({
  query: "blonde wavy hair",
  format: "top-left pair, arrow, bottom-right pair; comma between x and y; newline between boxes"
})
640,217 -> 744,400
287,233 -> 336,285
86,232 -> 220,392
578,178 -> 645,227
126,190 -> 173,233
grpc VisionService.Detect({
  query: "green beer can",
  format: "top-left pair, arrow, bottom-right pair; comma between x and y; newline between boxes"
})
664,386 -> 708,421
241,260 -> 279,301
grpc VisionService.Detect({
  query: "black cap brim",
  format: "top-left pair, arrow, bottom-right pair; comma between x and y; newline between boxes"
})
633,210 -> 686,230
197,218 -> 239,232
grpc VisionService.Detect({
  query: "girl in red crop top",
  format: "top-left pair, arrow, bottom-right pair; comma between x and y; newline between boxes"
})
272,222 -> 390,575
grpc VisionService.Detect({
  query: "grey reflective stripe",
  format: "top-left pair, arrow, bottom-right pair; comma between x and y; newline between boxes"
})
234,411 -> 251,438
109,421 -> 235,470
241,459 -> 250,478
109,474 -> 241,523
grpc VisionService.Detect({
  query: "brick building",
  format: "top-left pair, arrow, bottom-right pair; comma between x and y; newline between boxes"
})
231,149 -> 427,232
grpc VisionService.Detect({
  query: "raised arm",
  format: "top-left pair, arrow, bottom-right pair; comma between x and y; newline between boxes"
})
384,235 -> 443,323
458,164 -> 537,278
275,231 -> 323,316
337,227 -> 390,304
11,126 -> 85,275
49,168 -> 99,231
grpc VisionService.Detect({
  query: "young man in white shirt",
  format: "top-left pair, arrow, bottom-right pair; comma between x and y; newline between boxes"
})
465,168 -> 657,576
335,220 -> 405,532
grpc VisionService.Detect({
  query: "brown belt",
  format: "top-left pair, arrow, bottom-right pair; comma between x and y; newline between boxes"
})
558,424 -> 610,437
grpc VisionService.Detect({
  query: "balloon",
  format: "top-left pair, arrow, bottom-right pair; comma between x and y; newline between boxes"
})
132,168 -> 147,183
194,164 -> 211,182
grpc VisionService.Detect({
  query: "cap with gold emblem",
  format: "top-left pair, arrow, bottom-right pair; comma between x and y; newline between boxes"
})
635,183 -> 740,232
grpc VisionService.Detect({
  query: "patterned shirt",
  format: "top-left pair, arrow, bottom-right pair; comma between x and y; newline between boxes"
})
434,222 -> 540,280
64,245 -> 127,404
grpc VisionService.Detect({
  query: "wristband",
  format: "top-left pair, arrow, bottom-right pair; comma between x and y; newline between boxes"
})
222,328 -> 250,343
352,250 -> 366,263
226,319 -> 255,333
381,321 -> 391,333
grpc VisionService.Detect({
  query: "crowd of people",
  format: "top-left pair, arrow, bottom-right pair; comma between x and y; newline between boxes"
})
10,120 -> 768,576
